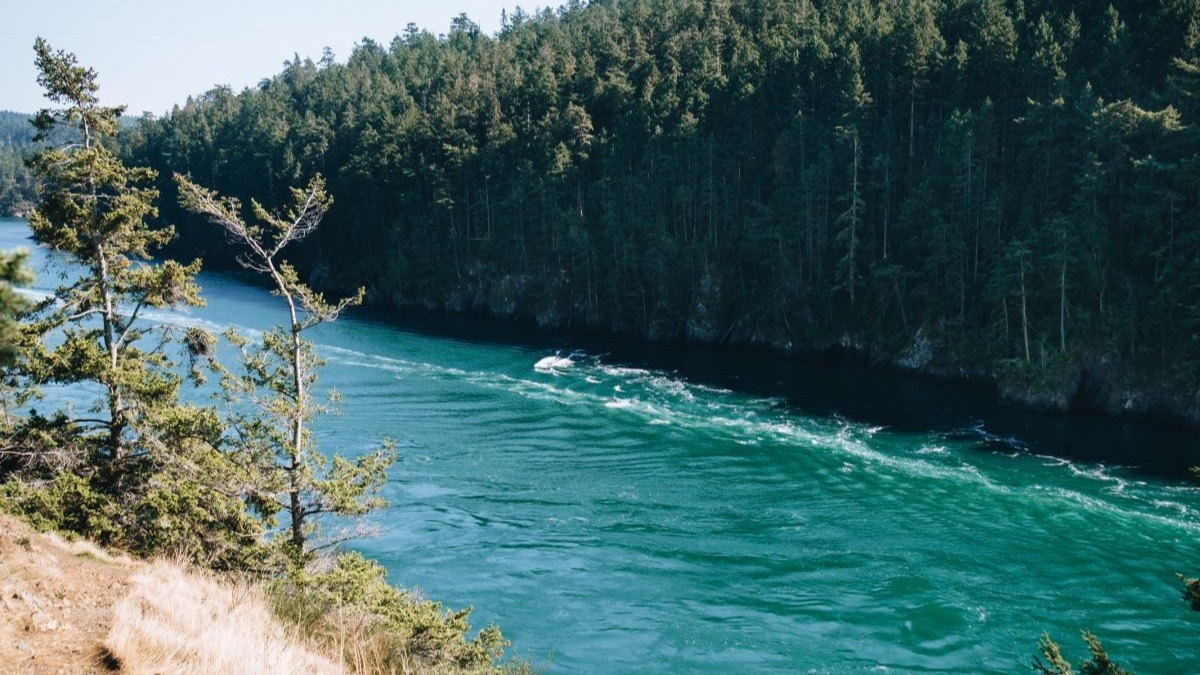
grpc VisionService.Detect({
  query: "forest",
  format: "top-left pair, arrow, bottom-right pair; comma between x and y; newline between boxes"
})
0,109 -> 121,216
0,111 -> 41,216
121,0 -> 1200,420
121,0 -> 1200,422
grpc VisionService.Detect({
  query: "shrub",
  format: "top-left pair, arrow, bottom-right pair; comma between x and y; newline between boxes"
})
269,551 -> 529,674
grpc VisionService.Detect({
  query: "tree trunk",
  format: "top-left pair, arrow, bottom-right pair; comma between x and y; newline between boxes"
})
1021,264 -> 1031,364
277,262 -> 308,556
848,132 -> 859,304
96,244 -> 125,462
1060,253 -> 1067,354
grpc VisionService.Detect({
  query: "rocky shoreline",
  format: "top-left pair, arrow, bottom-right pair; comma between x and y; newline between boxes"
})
357,272 -> 1200,433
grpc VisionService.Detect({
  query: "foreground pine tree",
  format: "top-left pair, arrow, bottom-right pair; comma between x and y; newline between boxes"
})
0,39 -> 263,567
1,41 -> 524,672
0,250 -> 31,368
174,172 -> 519,670
175,172 -> 394,563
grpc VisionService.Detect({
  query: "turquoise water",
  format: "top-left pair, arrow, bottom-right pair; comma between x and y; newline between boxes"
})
4,218 -> 1199,673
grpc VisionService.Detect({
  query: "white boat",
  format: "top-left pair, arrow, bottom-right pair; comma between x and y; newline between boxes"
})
534,354 -> 574,371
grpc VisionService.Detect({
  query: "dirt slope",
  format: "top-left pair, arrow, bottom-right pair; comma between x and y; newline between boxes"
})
0,514 -> 134,674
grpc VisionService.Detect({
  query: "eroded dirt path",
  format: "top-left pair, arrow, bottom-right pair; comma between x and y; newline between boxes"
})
0,514 -> 134,674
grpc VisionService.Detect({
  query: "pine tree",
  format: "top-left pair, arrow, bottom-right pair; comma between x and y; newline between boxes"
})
175,172 -> 394,563
2,39 -> 263,567
0,251 -> 31,368
833,42 -> 873,307
1167,13 -> 1200,123
22,38 -> 207,464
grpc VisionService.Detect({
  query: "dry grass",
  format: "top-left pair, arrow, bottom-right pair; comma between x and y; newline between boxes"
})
307,610 -> 414,675
285,606 -> 449,675
58,533 -> 131,565
2,512 -> 520,675
103,559 -> 344,675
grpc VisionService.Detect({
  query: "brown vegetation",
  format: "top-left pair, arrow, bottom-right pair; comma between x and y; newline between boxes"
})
0,512 -> 133,674
104,561 -> 341,675
0,514 -> 339,674
0,513 -> 527,675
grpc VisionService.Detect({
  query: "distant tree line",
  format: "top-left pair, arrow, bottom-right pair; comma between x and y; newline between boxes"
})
124,0 -> 1200,417
0,111 -> 42,216
0,109 -> 127,217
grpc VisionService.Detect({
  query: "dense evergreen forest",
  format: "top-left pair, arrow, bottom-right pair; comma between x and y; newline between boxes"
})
0,111 -> 40,216
122,0 -> 1200,422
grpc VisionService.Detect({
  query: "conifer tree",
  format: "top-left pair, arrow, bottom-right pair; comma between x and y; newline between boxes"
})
1,39 -> 263,567
833,42 -> 873,307
0,251 -> 31,368
22,38 -> 209,464
175,172 -> 394,563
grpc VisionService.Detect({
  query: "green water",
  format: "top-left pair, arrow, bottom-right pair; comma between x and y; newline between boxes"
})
4,218 -> 1198,673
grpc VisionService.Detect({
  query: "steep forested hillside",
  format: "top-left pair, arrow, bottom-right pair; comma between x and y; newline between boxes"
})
0,111 -> 39,216
123,0 -> 1200,422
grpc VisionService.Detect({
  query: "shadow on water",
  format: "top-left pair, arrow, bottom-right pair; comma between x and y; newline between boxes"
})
3,216 -> 1191,482
349,303 -> 1200,482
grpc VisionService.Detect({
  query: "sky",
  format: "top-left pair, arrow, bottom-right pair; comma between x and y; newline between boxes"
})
1,0 -> 526,116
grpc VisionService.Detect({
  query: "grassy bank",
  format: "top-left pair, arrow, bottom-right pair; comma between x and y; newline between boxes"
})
0,513 -> 531,675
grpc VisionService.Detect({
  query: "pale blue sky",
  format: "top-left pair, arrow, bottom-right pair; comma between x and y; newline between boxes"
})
1,0 -> 526,116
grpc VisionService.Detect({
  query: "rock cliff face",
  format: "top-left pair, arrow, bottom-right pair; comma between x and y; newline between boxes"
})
369,274 -> 1200,430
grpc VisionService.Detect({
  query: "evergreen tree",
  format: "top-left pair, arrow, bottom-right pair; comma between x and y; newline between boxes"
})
0,250 -> 31,368
1,39 -> 263,568
23,38 -> 206,463
1167,13 -> 1200,122
175,172 -> 394,563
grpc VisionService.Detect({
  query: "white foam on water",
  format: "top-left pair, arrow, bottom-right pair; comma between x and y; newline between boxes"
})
1151,499 -> 1197,518
534,354 -> 574,372
645,375 -> 696,402
290,342 -> 1200,538
598,365 -> 653,379
1037,455 -> 1071,467
1031,484 -> 1200,533
322,345 -> 473,380
142,308 -> 248,337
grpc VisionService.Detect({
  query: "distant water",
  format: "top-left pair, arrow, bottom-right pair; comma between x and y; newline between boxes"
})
5,217 -> 1199,673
